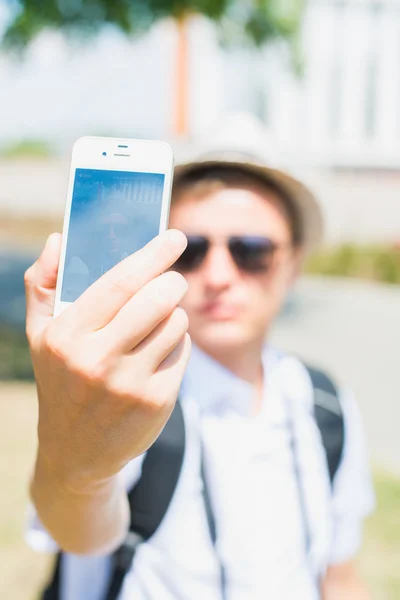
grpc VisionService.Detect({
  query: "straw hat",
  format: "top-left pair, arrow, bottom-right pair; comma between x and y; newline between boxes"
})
173,114 -> 323,252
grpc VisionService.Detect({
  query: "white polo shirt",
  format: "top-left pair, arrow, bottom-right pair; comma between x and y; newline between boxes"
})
27,345 -> 375,600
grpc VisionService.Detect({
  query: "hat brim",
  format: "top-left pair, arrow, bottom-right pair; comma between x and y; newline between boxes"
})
173,159 -> 323,253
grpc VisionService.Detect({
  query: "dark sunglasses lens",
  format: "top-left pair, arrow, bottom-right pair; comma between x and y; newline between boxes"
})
229,237 -> 276,272
114,225 -> 130,237
97,224 -> 129,237
174,237 -> 209,271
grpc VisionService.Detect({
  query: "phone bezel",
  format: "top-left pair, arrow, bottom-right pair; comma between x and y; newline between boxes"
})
53,136 -> 174,318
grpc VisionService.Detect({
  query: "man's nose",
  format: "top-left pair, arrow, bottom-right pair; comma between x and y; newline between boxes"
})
201,245 -> 238,289
108,226 -> 116,239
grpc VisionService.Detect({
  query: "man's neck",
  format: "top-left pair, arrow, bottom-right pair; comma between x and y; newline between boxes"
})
197,340 -> 265,414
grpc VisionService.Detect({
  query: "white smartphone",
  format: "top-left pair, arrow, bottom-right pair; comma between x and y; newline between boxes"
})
53,136 -> 174,318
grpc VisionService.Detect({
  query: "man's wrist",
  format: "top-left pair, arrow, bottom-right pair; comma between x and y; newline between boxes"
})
31,448 -> 130,555
32,447 -> 118,500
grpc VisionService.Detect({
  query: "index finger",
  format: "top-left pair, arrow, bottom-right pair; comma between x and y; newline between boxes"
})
58,229 -> 187,332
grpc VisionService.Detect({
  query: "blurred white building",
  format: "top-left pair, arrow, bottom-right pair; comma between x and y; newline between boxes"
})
253,0 -> 400,168
0,0 -> 400,169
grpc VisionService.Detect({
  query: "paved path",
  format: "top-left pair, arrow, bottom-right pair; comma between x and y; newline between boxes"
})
271,276 -> 400,475
0,159 -> 68,219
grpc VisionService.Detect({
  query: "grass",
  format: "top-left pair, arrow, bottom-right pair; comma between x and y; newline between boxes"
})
0,381 -> 399,599
0,140 -> 54,159
305,244 -> 400,285
0,383 -> 52,600
359,470 -> 400,599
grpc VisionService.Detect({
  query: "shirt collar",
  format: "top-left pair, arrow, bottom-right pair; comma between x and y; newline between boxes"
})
181,343 -> 273,417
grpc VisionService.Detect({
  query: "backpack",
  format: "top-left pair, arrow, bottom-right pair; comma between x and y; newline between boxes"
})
41,363 -> 344,600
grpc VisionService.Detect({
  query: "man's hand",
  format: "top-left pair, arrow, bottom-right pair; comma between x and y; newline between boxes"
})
322,560 -> 370,600
25,229 -> 191,552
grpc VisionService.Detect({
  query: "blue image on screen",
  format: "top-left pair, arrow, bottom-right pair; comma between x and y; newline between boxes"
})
61,168 -> 165,302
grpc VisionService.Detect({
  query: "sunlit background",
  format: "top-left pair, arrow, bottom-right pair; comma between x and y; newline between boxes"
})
0,0 -> 399,598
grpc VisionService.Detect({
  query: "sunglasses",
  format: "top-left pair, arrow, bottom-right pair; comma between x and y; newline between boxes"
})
96,224 -> 130,237
174,235 -> 284,273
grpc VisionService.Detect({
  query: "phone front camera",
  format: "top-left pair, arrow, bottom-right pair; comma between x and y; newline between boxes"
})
102,151 -> 107,156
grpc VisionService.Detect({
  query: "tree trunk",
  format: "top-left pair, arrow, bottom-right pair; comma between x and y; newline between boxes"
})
173,15 -> 189,137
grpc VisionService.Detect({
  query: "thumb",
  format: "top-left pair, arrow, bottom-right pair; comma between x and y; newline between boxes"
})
25,232 -> 62,341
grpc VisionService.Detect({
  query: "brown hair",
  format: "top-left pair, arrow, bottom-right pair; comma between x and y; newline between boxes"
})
172,165 -> 303,247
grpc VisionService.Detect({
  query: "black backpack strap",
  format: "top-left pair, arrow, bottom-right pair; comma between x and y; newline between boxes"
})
41,553 -> 62,600
104,398 -> 186,600
305,365 -> 345,485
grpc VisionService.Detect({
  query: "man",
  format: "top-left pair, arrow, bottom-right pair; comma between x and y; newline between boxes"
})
25,118 -> 374,600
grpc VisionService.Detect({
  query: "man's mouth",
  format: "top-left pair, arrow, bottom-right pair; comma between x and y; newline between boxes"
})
199,302 -> 240,320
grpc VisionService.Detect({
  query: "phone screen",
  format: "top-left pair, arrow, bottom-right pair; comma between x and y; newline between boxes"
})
61,168 -> 165,302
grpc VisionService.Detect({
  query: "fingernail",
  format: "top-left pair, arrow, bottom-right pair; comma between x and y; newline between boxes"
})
164,229 -> 187,249
45,232 -> 59,250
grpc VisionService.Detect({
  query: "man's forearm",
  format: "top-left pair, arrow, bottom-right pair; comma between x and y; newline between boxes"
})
31,451 -> 130,555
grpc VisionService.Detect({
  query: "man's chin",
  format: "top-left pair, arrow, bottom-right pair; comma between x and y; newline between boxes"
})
191,321 -> 252,352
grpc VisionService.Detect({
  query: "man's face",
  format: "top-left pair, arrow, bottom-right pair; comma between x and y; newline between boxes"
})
98,212 -> 129,255
169,184 -> 302,354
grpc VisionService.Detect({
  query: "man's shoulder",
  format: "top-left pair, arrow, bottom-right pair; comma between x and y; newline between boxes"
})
264,345 -> 310,370
65,255 -> 89,274
267,346 -> 341,392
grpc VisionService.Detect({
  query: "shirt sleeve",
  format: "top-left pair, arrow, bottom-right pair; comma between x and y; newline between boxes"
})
329,389 -> 375,564
25,454 -> 146,553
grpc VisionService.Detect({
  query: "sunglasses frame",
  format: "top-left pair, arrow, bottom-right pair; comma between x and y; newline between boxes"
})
174,234 -> 286,273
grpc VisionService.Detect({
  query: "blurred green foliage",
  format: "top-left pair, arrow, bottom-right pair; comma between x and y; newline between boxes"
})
361,470 -> 400,598
305,245 -> 400,285
368,470 -> 400,548
2,0 -> 305,61
0,324 -> 33,380
0,139 -> 54,159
